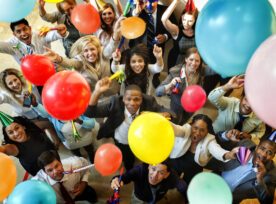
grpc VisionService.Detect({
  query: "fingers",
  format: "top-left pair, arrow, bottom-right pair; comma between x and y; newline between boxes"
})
111,178 -> 120,190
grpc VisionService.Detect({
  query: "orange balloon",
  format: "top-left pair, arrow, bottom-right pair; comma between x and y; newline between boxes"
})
94,143 -> 122,176
121,17 -> 146,39
0,153 -> 17,200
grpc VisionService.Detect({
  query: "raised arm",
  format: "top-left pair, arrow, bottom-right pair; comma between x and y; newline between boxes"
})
38,0 -> 63,23
0,144 -> 19,157
113,0 -> 123,16
161,0 -> 180,38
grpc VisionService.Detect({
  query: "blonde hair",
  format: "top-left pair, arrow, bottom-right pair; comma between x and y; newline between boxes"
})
69,35 -> 103,71
56,0 -> 77,14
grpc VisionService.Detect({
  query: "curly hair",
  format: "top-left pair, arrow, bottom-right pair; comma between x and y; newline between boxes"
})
190,114 -> 215,135
124,44 -> 150,94
99,3 -> 116,35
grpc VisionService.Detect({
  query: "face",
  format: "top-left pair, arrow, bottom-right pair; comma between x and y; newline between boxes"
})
123,90 -> 143,115
191,119 -> 208,143
13,24 -> 32,45
83,43 -> 99,64
145,1 -> 158,14
182,13 -> 195,30
5,122 -> 28,143
102,7 -> 115,25
62,2 -> 75,17
185,53 -> 201,73
253,141 -> 275,165
148,164 -> 170,185
44,159 -> 64,181
5,74 -> 22,94
239,96 -> 252,115
130,54 -> 145,74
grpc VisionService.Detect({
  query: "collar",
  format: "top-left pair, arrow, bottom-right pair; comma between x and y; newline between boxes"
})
125,107 -> 140,118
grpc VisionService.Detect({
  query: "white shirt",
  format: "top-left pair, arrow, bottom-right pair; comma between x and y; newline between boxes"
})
0,30 -> 67,65
114,107 -> 139,145
32,156 -> 90,204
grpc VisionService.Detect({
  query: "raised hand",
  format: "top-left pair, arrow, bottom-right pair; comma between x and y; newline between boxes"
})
43,47 -> 62,63
155,34 -> 166,44
95,77 -> 111,95
153,44 -> 162,59
111,177 -> 124,190
222,74 -> 245,91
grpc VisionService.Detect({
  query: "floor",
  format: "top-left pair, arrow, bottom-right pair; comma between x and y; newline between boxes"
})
1,1 -> 276,204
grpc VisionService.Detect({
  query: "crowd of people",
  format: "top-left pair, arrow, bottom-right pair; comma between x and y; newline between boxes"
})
0,0 -> 275,203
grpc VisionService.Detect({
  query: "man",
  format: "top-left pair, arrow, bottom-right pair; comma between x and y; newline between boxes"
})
0,18 -> 68,65
32,150 -> 97,204
208,74 -> 265,140
212,131 -> 276,204
84,77 -> 173,171
110,159 -> 187,203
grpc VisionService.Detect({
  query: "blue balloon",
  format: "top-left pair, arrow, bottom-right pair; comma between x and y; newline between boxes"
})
195,0 -> 276,76
7,180 -> 56,204
0,0 -> 36,23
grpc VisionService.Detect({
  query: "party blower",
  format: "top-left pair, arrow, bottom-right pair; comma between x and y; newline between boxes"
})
107,167 -> 124,204
236,146 -> 251,166
109,70 -> 125,83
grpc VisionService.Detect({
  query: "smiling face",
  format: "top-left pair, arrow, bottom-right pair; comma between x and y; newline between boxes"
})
185,53 -> 201,74
130,54 -> 145,74
148,164 -> 170,185
44,159 -> 64,181
4,74 -> 22,94
182,13 -> 195,30
83,43 -> 99,64
101,7 -> 115,26
5,122 -> 28,143
13,24 -> 32,45
253,141 -> 275,165
239,96 -> 252,115
191,119 -> 208,143
123,89 -> 143,115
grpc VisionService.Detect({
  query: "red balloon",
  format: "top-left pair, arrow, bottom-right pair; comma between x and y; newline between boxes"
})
94,143 -> 122,176
181,85 -> 206,112
71,4 -> 100,34
42,71 -> 91,120
21,55 -> 55,85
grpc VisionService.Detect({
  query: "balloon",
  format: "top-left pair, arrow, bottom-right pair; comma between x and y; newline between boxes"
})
0,0 -> 36,23
94,143 -> 122,175
121,17 -> 146,39
7,180 -> 56,204
42,71 -> 91,120
71,4 -> 100,34
187,172 -> 232,204
44,0 -> 64,3
21,55 -> 56,86
0,153 -> 16,200
181,85 -> 206,112
245,34 -> 276,129
128,112 -> 174,165
195,0 -> 276,76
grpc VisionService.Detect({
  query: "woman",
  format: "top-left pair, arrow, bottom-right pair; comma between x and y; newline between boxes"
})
161,0 -> 199,68
112,44 -> 163,95
43,18 -> 123,96
156,47 -> 214,125
170,114 -> 239,184
0,115 -> 56,176
38,0 -> 90,56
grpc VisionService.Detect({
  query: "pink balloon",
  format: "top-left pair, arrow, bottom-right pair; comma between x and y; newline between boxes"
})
245,34 -> 276,128
181,85 -> 206,112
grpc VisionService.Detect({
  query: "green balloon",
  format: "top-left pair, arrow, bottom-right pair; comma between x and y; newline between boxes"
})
187,172 -> 232,204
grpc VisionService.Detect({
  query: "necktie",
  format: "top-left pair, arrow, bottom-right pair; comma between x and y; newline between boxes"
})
147,14 -> 155,48
131,114 -> 136,121
234,113 -> 246,131
59,182 -> 75,204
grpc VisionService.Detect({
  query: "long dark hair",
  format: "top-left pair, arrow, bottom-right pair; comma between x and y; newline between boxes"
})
190,114 -> 215,135
178,9 -> 199,31
99,3 -> 116,35
125,44 -> 150,93
2,116 -> 50,145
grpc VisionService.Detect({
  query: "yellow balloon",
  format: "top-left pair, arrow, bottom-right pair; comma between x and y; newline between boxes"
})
0,153 -> 17,200
43,0 -> 64,3
128,112 -> 175,165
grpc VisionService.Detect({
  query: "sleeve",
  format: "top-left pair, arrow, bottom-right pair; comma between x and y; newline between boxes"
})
207,137 -> 230,162
155,71 -> 174,96
148,63 -> 163,74
77,157 -> 91,182
59,57 -> 84,70
79,115 -> 95,130
170,123 -> 190,138
253,177 -> 276,204
84,97 -> 115,118
43,30 -> 67,43
243,117 -> 266,140
103,37 -> 120,59
40,11 -> 61,23
0,41 -> 16,55
207,87 -> 230,110
174,178 -> 187,199
121,164 -> 141,185
111,63 -> 125,74
33,104 -> 51,119
0,93 -> 8,104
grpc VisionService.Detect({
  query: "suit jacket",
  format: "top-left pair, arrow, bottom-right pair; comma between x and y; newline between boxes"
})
208,135 -> 276,204
84,94 -> 173,139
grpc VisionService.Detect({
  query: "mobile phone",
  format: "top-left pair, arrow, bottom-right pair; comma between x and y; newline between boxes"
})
23,97 -> 31,107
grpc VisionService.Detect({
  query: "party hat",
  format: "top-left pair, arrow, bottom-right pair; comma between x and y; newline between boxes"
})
236,146 -> 251,166
268,130 -> 276,143
0,111 -> 14,127
185,0 -> 196,12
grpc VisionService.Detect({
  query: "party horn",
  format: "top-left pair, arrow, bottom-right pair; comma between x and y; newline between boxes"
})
38,26 -> 58,37
236,146 -> 251,166
109,70 -> 125,83
123,0 -> 133,16
62,164 -> 95,174
116,36 -> 125,54
71,120 -> 82,141
244,148 -> 251,165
